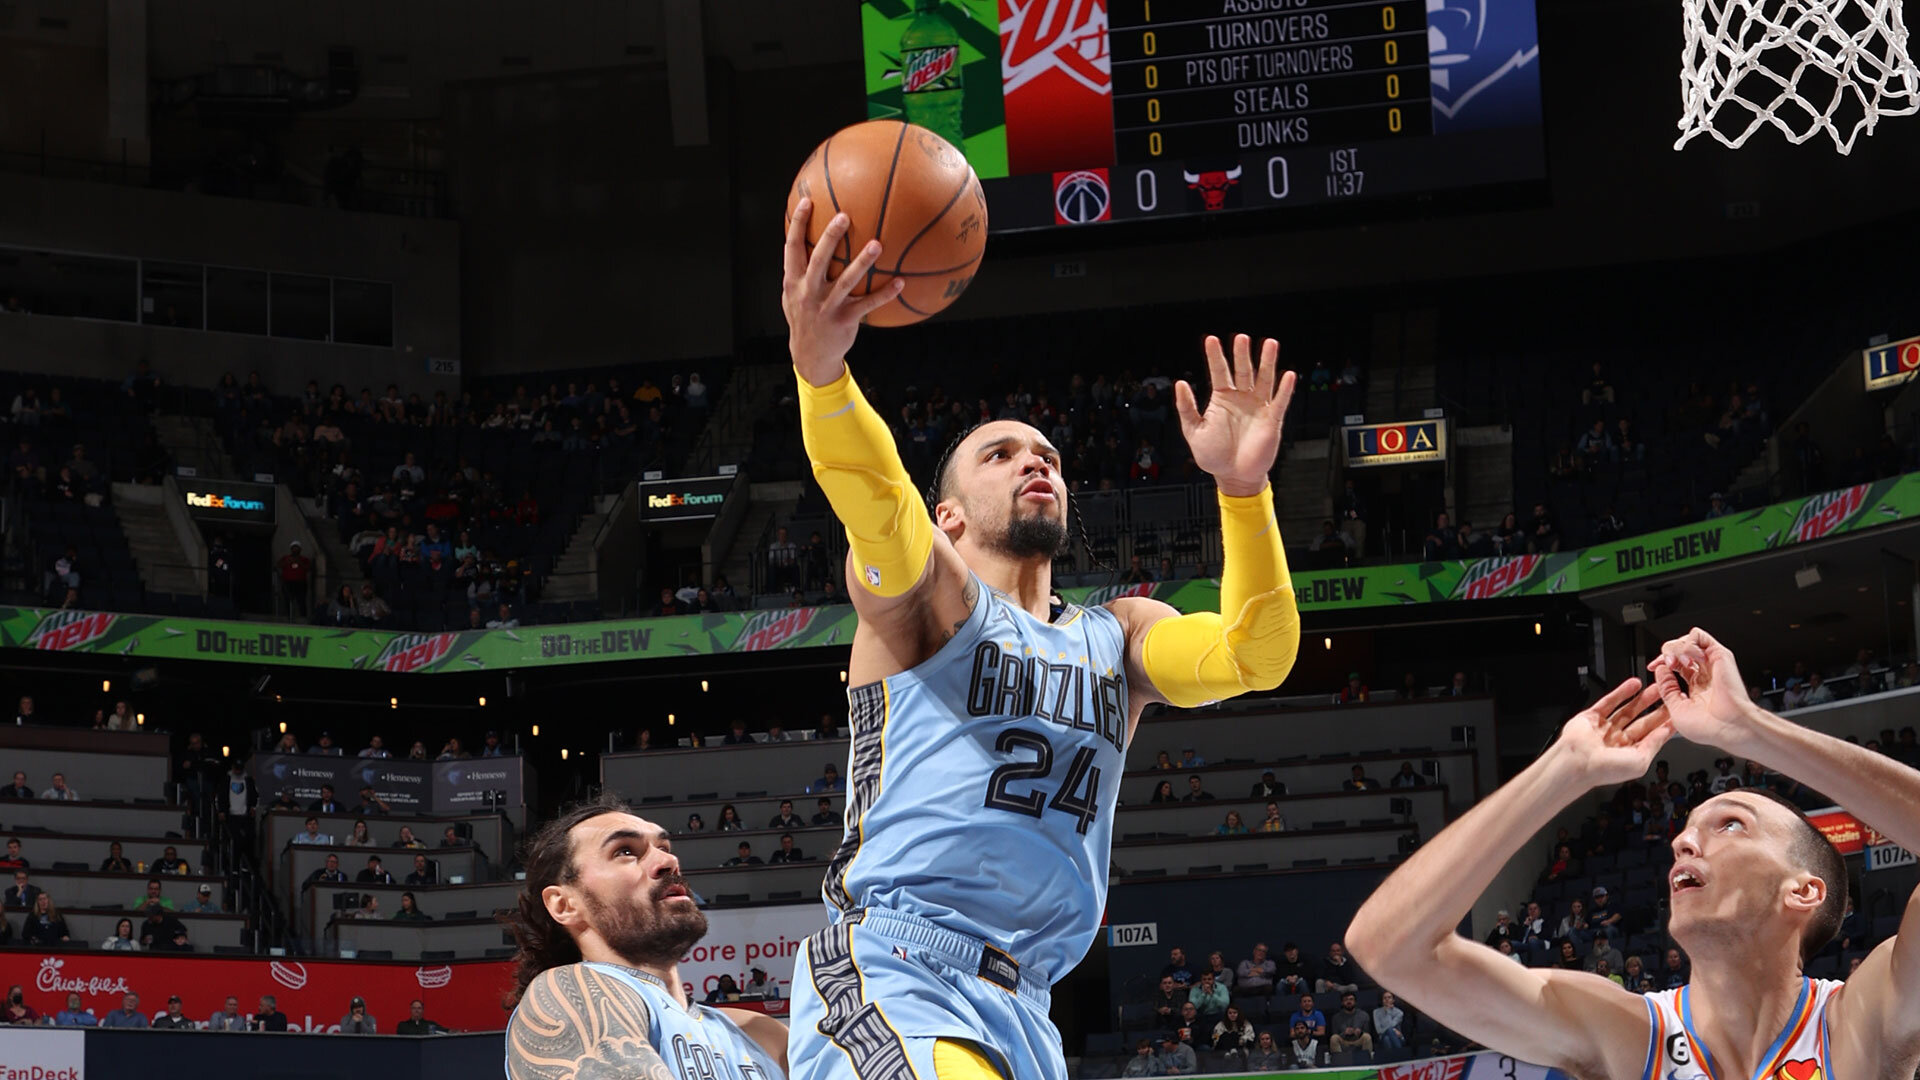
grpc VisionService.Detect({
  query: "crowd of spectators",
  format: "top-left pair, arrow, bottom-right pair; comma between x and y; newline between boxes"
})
1120,940 -> 1419,1073
0,984 -> 448,1033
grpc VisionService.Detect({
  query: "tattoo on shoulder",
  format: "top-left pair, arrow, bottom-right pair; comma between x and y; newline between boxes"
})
944,578 -> 978,641
507,965 -> 673,1080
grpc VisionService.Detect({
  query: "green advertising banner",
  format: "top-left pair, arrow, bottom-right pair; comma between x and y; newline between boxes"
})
5,476 -> 1917,674
862,0 -> 1010,178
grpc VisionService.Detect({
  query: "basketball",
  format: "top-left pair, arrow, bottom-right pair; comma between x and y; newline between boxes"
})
785,119 -> 988,328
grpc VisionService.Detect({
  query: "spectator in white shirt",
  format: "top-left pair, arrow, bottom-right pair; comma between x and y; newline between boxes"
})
1372,990 -> 1407,1050
100,917 -> 140,951
1801,671 -> 1835,706
1287,1022 -> 1319,1067
41,772 -> 77,800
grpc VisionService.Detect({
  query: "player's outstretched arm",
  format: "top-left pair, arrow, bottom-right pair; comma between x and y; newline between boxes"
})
782,198 -> 951,607
719,1007 -> 789,1075
1652,629 -> 1920,1068
506,965 -> 673,1080
1346,679 -> 1670,1076
1116,335 -> 1299,712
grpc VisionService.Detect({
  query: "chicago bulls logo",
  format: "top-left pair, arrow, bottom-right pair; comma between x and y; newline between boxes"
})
1184,166 -> 1243,211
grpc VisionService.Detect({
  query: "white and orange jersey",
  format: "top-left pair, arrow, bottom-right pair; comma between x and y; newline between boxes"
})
1642,977 -> 1841,1080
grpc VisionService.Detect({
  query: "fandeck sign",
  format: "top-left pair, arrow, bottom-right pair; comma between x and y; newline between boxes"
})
1344,420 -> 1448,468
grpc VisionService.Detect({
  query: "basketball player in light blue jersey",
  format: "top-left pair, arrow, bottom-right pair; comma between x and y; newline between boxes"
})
1349,627 -> 1920,1080
503,796 -> 788,1080
780,201 -> 1303,1080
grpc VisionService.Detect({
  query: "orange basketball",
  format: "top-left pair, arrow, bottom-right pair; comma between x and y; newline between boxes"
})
785,119 -> 987,327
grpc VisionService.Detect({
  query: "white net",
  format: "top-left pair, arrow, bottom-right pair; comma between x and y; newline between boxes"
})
1676,0 -> 1920,153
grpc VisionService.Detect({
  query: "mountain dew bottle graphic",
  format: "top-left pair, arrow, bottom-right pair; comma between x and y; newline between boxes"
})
900,0 -> 965,148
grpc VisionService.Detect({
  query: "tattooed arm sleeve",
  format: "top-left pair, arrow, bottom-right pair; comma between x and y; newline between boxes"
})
506,965 -> 673,1080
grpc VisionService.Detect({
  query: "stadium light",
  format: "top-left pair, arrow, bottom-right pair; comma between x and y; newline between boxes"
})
389,697 -> 398,709
136,713 -> 144,725
221,745 -> 230,757
478,696 -> 487,706
667,713 -> 676,725
1533,622 -> 1542,635
531,724 -> 540,737
839,670 -> 848,683
1323,637 -> 1331,650
278,721 -> 287,734
101,679 -> 110,692
700,680 -> 709,692
561,749 -> 569,761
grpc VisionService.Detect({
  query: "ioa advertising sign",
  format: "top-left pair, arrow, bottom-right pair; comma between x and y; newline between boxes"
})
1344,419 -> 1448,468
181,480 -> 275,525
1864,334 -> 1920,391
637,475 -> 735,523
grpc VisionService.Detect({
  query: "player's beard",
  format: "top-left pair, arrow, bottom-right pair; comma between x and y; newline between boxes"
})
993,501 -> 1069,559
583,873 -> 708,968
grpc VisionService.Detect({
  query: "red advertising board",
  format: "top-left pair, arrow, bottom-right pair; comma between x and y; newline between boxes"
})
15,951 -> 514,1032
1000,0 -> 1113,174
1808,807 -> 1890,856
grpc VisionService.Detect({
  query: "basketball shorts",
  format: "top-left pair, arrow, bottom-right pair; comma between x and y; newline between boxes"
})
787,907 -> 1065,1080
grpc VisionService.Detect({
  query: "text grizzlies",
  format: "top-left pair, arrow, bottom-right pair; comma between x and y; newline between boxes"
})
965,641 -> 1125,753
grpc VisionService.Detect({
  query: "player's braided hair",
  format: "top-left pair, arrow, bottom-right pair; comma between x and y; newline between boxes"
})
926,422 -> 1113,585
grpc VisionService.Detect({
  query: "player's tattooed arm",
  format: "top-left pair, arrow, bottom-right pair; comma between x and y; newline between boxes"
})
943,576 -> 978,641
506,965 -> 673,1080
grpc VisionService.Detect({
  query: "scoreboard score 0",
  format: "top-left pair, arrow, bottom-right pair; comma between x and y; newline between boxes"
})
860,0 -> 1547,234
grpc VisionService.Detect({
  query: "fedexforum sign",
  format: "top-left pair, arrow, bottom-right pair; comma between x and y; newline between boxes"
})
636,475 -> 736,523
179,480 -> 275,524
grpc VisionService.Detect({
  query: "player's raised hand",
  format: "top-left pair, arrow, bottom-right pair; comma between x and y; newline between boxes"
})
1553,677 -> 1674,786
1174,334 -> 1296,498
1649,627 -> 1760,752
782,198 -> 904,386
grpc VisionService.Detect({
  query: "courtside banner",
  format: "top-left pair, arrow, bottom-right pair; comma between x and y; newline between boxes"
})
0,1025 -> 83,1078
247,754 -> 523,812
5,474 -> 1920,669
9,951 -> 513,1033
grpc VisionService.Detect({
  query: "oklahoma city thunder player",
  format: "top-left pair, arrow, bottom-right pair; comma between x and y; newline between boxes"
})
503,796 -> 788,1080
780,198 -> 1303,1080
1348,626 -> 1920,1080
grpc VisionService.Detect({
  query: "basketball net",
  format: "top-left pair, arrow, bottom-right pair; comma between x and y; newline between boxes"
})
1676,0 -> 1920,153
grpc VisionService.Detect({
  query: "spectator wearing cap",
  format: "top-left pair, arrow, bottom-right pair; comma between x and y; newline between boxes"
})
152,994 -> 195,1029
183,883 -> 219,913
744,966 -> 779,999
1177,746 -> 1207,768
482,731 -> 505,757
1274,942 -> 1315,996
1588,885 -> 1624,940
309,784 -> 343,815
101,992 -> 149,1028
394,999 -> 445,1035
356,856 -> 394,884
352,785 -> 390,816
1337,671 -> 1370,704
1158,1031 -> 1198,1075
293,817 -> 333,845
277,541 -> 313,617
311,731 -> 343,756
1,770 -> 31,799
41,772 -> 77,800
207,996 -> 247,1031
1248,770 -> 1285,799
140,906 -> 189,951
1586,933 -> 1626,975
808,763 -> 844,793
339,996 -> 378,1034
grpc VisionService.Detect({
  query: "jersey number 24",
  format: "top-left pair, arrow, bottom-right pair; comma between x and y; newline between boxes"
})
985,729 -> 1103,834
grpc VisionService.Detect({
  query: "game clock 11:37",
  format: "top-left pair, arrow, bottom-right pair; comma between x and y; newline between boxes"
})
888,0 -> 1549,234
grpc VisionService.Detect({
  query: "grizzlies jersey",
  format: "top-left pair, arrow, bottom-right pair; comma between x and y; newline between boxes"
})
1643,978 -> 1841,1080
823,574 -> 1131,984
506,962 -> 784,1080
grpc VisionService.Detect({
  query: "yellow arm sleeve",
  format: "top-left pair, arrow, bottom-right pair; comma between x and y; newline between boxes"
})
1139,486 -> 1300,708
796,364 -> 933,598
